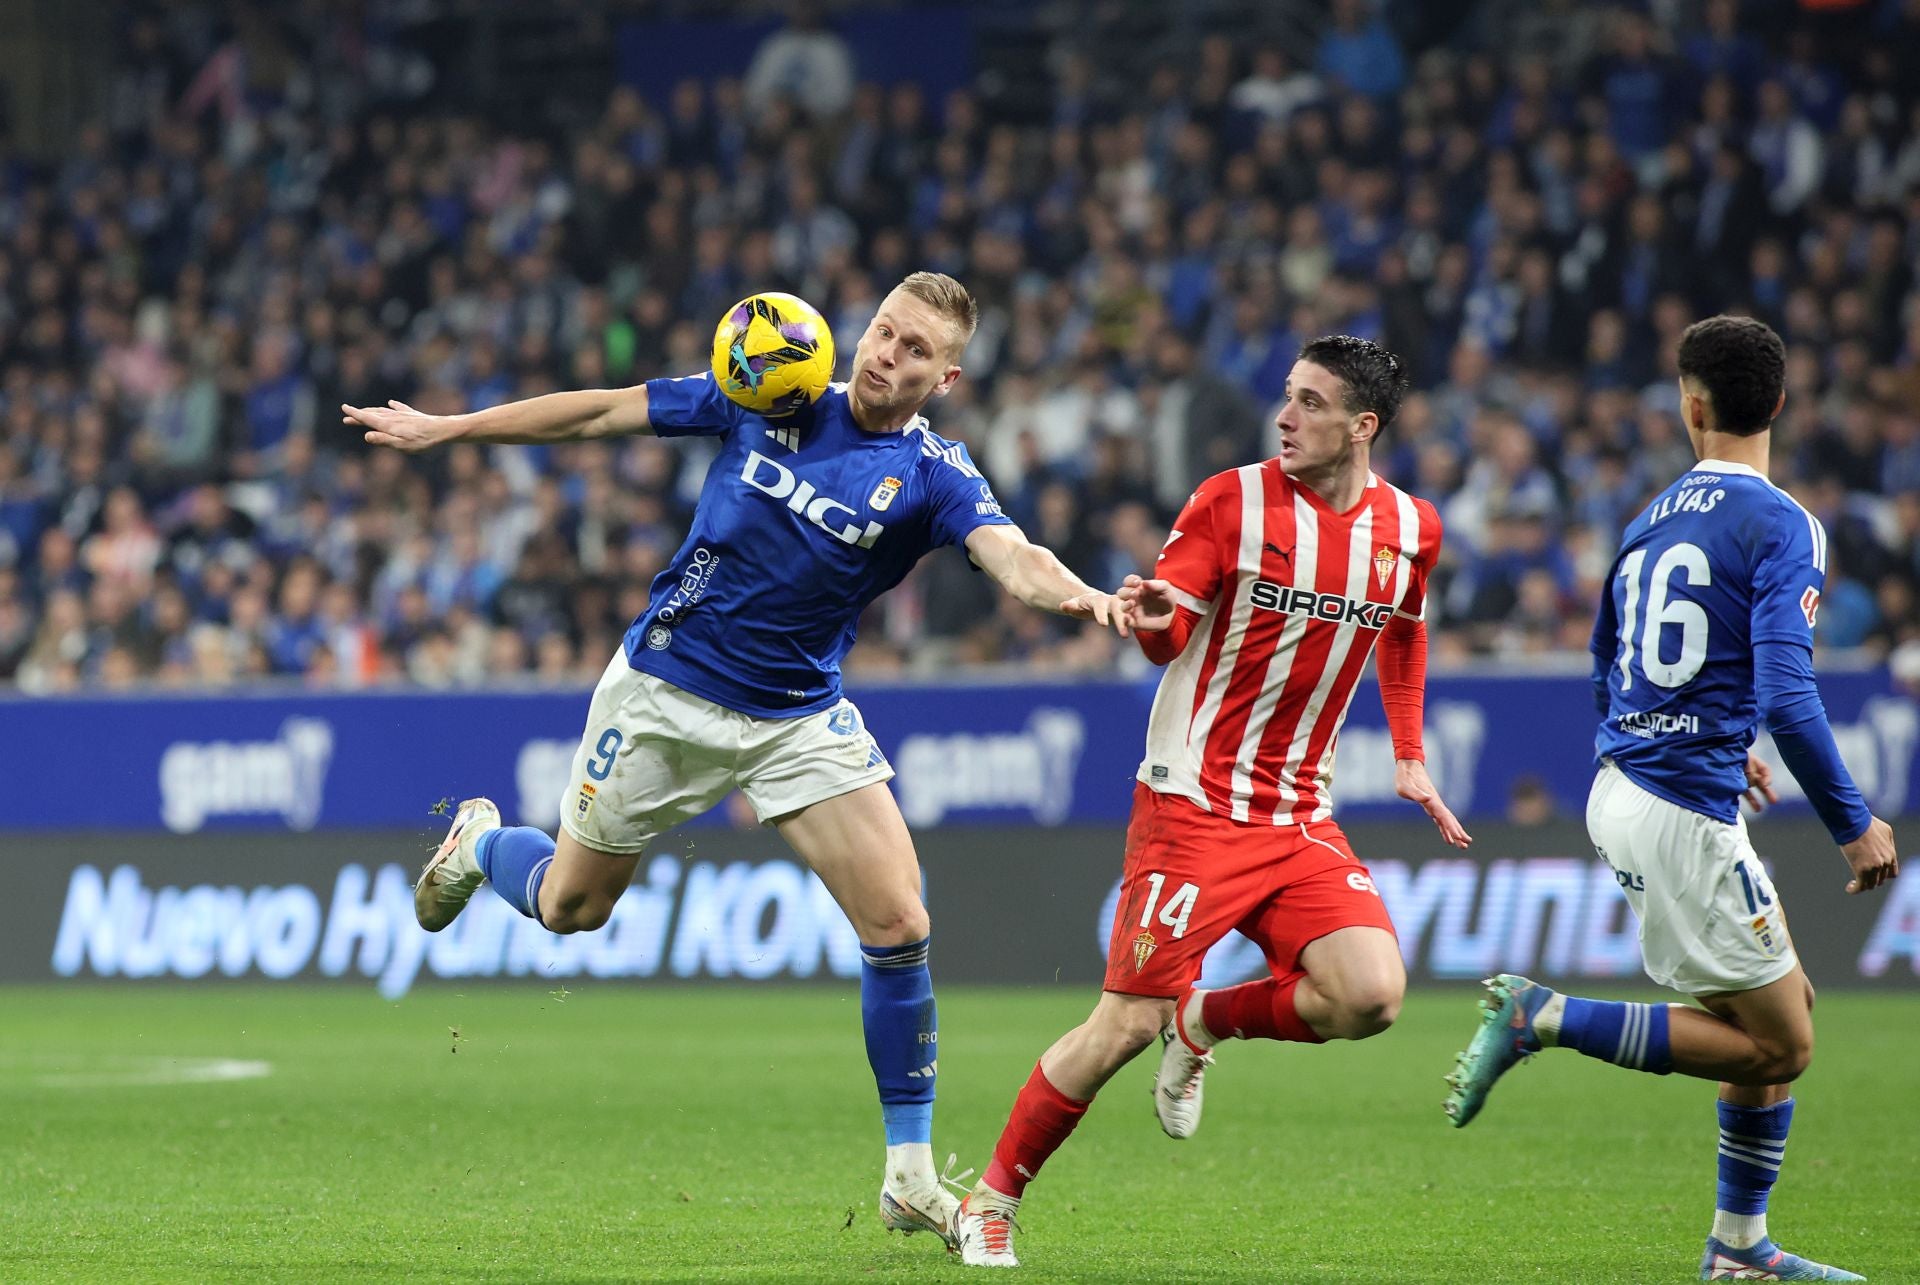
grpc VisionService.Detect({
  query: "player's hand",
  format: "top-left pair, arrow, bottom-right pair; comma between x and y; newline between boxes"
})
1395,759 -> 1473,848
1117,574 -> 1177,632
1840,815 -> 1898,895
1059,590 -> 1130,638
1742,751 -> 1780,814
342,400 -> 462,453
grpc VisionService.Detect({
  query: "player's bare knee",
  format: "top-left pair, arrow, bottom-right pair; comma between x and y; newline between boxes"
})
1092,996 -> 1171,1059
1767,1035 -> 1813,1083
1323,971 -> 1403,1039
1736,1031 -> 1812,1085
1366,991 -> 1404,1035
1108,1017 -> 1163,1061
1117,1007 -> 1169,1056
1337,990 -> 1401,1039
542,887 -> 611,934
857,901 -> 929,946
569,898 -> 615,933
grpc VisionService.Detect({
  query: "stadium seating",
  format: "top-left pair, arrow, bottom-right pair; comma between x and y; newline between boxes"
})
3,2 -> 1918,690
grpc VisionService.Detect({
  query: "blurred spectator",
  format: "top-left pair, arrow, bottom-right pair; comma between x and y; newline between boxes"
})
1507,775 -> 1559,826
744,2 -> 856,122
1318,0 -> 1407,101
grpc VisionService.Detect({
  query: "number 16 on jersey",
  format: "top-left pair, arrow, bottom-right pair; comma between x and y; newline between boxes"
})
1615,542 -> 1711,691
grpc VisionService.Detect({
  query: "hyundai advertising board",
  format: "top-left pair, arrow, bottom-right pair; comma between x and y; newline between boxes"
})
5,820 -> 1914,995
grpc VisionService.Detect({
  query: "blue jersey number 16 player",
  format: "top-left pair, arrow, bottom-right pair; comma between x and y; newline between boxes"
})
1443,317 -> 1898,1282
342,272 -> 1129,1253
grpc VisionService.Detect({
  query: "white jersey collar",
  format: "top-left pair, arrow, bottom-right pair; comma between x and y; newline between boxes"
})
1691,458 -> 1765,480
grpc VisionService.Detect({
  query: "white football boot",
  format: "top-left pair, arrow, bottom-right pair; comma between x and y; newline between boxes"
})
1153,1024 -> 1212,1139
414,797 -> 500,931
878,1151 -> 968,1249
954,1188 -> 1022,1268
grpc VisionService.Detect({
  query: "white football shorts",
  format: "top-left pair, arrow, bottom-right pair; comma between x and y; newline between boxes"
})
558,652 -> 894,854
1585,759 -> 1798,996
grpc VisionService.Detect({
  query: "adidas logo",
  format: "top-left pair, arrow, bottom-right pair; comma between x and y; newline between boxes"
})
905,1061 -> 937,1079
765,424 -> 801,452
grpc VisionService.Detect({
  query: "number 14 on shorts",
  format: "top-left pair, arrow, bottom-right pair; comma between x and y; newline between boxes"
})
1139,873 -> 1200,939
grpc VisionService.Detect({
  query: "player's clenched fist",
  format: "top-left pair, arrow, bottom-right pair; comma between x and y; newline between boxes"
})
1840,816 -> 1898,894
342,400 -> 462,453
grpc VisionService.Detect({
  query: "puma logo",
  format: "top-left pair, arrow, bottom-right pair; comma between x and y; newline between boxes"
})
1264,541 -> 1293,565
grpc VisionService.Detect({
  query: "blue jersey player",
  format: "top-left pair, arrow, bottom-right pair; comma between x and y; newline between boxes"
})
343,273 -> 1128,1251
1442,317 -> 1898,1282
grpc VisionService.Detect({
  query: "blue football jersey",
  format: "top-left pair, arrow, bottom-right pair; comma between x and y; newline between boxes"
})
1592,459 -> 1829,822
624,373 -> 1013,717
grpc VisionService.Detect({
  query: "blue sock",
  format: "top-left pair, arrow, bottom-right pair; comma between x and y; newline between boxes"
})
1717,1098 -> 1792,1216
860,937 -> 936,1147
1554,996 -> 1674,1074
474,827 -> 555,925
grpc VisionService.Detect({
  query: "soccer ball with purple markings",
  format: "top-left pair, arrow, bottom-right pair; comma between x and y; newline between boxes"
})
709,292 -> 836,417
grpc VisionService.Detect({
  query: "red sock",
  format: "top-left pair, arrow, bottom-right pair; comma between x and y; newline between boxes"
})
981,1062 -> 1089,1199
1200,976 -> 1325,1044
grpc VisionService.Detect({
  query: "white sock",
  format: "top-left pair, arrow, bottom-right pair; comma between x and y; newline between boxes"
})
1179,988 -> 1218,1051
886,1141 -> 936,1188
971,1179 -> 1021,1211
1712,1209 -> 1768,1250
1532,992 -> 1567,1045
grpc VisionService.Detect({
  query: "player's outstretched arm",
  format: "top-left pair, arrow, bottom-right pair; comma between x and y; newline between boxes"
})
342,385 -> 653,452
964,524 -> 1128,636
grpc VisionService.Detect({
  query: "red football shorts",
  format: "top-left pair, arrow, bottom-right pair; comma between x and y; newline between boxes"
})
1103,782 -> 1397,998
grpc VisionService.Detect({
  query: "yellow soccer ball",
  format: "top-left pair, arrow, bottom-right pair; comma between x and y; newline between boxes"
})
710,292 -> 836,416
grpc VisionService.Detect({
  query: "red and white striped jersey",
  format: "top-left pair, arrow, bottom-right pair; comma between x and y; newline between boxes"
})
1137,462 -> 1441,824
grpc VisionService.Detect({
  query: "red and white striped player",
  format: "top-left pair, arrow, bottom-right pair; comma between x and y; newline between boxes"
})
956,336 -> 1474,1268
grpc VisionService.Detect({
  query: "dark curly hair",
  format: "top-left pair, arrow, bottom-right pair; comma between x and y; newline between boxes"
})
1675,315 -> 1786,437
1297,335 -> 1410,432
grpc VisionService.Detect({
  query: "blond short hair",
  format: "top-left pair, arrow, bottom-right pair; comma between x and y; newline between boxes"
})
895,271 -> 978,354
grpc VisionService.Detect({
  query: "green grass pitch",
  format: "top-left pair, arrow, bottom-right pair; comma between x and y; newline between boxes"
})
2,984 -> 1912,1282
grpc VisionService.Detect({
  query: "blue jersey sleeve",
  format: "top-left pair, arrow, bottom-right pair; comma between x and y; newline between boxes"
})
1589,552 -> 1623,714
1755,639 -> 1873,845
924,440 -> 1014,549
644,372 -> 746,439
1749,501 -> 1827,649
1746,502 -> 1869,844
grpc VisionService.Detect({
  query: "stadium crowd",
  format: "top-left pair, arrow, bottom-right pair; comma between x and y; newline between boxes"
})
5,0 -> 1920,692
